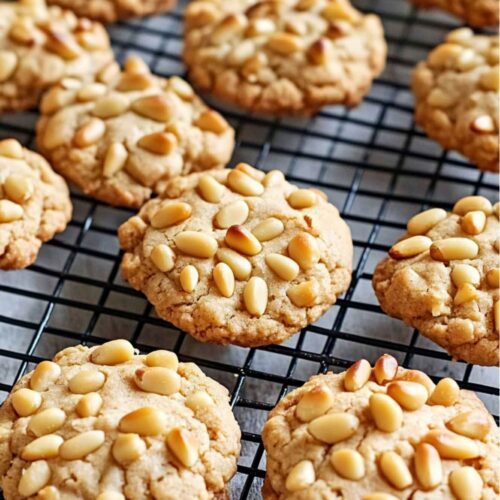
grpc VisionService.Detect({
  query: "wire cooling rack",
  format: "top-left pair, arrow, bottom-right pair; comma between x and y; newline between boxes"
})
0,0 -> 499,498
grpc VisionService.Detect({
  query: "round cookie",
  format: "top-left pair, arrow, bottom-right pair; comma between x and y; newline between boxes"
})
0,339 -> 241,499
0,0 -> 114,113
36,57 -> 235,208
410,0 -> 499,28
0,138 -> 72,270
183,0 -> 387,115
412,29 -> 499,172
118,164 -> 353,346
372,195 -> 499,366
45,0 -> 176,23
262,354 -> 499,499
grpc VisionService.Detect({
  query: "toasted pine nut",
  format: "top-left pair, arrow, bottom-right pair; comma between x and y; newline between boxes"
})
186,391 -> 214,411
227,169 -> 264,197
373,354 -> 398,384
73,118 -> 106,148
307,38 -> 331,65
151,244 -> 176,272
213,262 -> 235,297
387,381 -> 428,411
175,231 -> 218,258
59,430 -> 105,460
131,95 -> 172,122
235,163 -> 265,181
262,170 -> 285,187
197,174 -> 225,203
225,225 -> 262,255
11,388 -> 42,416
0,199 -> 23,223
429,378 -> 459,406
116,72 -> 155,91
344,359 -> 371,392
21,434 -> 64,461
252,218 -> 285,242
451,264 -> 480,287
389,236 -> 432,259
92,93 -> 129,118
152,202 -> 192,229
330,449 -> 365,480
145,350 -> 179,370
295,385 -> 334,422
267,32 -> 303,54
422,429 -> 479,459
77,83 -> 107,102
28,408 -> 66,437
266,254 -> 299,281
4,174 -> 34,204
37,485 -> 60,500
285,460 -> 315,492
138,132 -> 177,155
217,248 -> 252,280
486,268 -> 499,288
395,369 -> 435,397
461,210 -> 486,235
166,427 -> 199,467
119,407 -> 166,435
454,283 -> 478,306
447,410 -> 491,440
215,200 -> 249,228
169,76 -> 194,100
96,492 -> 125,500
449,467 -> 483,500
414,443 -> 442,490
134,367 -> 180,395
288,189 -> 317,209
123,55 -> 150,74
91,339 -> 134,366
76,392 -> 102,417
103,143 -> 128,178
180,265 -> 199,292
379,451 -> 413,490
453,196 -> 493,215
321,2 -> 361,22
18,460 -> 51,497
407,208 -> 447,235
369,393 -> 402,432
287,281 -> 318,307
243,277 -> 268,316
30,361 -> 61,391
430,237 -> 479,261
112,433 -> 146,465
68,369 -> 105,394
288,232 -> 320,269
308,413 -> 359,444
0,138 -> 23,158
194,110 -> 228,134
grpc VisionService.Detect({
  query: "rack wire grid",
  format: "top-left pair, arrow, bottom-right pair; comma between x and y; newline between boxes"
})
0,0 -> 499,498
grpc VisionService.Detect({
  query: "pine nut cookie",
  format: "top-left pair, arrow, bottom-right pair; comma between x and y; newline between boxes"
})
410,0 -> 499,27
0,339 -> 241,499
0,138 -> 72,270
412,29 -> 499,172
36,57 -> 235,208
262,354 -> 499,499
45,0 -> 176,23
372,196 -> 499,366
118,164 -> 353,346
0,0 -> 114,113
183,0 -> 387,115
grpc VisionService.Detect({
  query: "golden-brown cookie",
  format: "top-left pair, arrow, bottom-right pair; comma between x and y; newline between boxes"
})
0,339 -> 241,499
183,0 -> 387,115
373,195 -> 499,366
36,57 -> 235,208
118,164 -> 353,346
412,29 -> 499,172
262,354 -> 499,499
45,0 -> 176,23
0,138 -> 72,270
0,0 -> 114,113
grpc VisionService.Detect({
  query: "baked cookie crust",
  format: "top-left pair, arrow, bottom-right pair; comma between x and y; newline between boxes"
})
183,0 -> 387,115
262,354 -> 499,499
0,0 -> 114,113
0,139 -> 72,270
118,165 -> 353,347
36,57 -> 235,208
412,29 -> 499,172
373,196 -> 499,366
411,0 -> 499,27
46,0 -> 176,23
0,340 -> 241,499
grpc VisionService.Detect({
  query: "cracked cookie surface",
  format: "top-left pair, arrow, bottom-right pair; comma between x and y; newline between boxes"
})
412,29 -> 499,172
46,0 -> 176,23
0,339 -> 241,500
118,164 -> 352,347
373,195 -> 499,366
0,138 -> 72,270
0,0 -> 113,113
183,0 -> 386,115
36,57 -> 235,208
262,354 -> 499,499
410,0 -> 499,27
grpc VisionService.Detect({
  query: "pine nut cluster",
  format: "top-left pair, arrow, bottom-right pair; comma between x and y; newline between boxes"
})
0,339 -> 241,499
119,164 -> 352,347
36,56 -> 235,208
183,0 -> 386,113
0,0 -> 113,112
374,195 -> 499,366
262,354 -> 499,499
412,29 -> 499,172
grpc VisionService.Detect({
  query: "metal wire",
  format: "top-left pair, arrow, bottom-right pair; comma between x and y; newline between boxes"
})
0,1 -> 498,498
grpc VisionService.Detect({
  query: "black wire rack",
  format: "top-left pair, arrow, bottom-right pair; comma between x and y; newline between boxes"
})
0,0 -> 499,498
